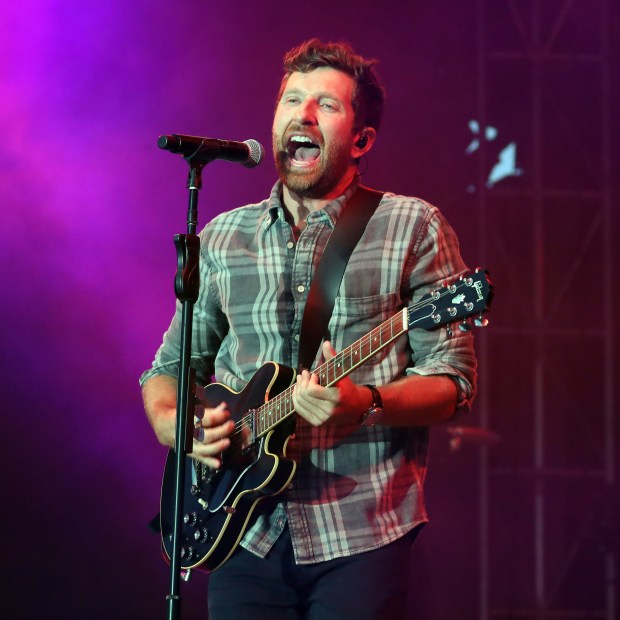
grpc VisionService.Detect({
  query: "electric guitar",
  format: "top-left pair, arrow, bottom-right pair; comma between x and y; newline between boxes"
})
160,269 -> 493,573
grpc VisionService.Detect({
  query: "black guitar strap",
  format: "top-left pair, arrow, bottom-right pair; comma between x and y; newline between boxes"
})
298,185 -> 384,372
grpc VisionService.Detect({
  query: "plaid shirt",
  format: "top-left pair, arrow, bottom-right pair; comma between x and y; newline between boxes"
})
140,178 -> 477,564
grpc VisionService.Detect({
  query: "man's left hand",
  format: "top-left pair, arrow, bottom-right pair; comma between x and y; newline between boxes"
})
292,341 -> 372,426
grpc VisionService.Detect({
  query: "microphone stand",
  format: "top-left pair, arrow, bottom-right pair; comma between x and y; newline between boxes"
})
166,156 -> 204,620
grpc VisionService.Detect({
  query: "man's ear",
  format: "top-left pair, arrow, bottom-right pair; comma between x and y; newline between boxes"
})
352,127 -> 377,158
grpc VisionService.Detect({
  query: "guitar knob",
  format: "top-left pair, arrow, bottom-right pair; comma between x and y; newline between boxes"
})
458,321 -> 472,332
184,512 -> 199,526
181,545 -> 195,561
194,527 -> 211,543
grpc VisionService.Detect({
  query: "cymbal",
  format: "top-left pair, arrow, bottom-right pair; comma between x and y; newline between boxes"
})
441,425 -> 501,451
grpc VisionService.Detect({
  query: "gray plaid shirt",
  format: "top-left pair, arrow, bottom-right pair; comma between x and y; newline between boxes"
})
141,178 -> 477,564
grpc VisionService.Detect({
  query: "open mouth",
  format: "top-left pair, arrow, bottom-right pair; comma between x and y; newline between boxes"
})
286,135 -> 321,166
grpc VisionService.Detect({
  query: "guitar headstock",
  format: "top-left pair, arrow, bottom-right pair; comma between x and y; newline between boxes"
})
408,269 -> 493,331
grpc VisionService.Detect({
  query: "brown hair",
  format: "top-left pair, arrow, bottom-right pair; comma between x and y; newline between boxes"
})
279,38 -> 385,133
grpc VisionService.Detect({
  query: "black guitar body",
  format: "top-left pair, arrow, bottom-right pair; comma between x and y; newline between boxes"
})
158,269 -> 493,573
160,362 -> 297,573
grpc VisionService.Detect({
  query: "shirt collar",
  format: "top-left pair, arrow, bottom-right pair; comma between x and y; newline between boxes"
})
264,176 -> 361,230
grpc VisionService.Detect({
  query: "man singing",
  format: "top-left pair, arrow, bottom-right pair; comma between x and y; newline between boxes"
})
141,38 -> 477,619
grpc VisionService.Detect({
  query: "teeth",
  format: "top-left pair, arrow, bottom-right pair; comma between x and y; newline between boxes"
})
286,134 -> 320,163
289,135 -> 315,144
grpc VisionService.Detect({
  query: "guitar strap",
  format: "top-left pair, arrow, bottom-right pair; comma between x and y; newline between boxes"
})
298,185 -> 384,372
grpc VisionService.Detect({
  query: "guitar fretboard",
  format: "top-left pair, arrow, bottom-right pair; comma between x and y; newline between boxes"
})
236,270 -> 491,441
248,308 -> 409,437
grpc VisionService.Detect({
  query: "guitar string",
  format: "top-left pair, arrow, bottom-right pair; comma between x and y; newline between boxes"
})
226,278 -> 479,440
221,278 -> 482,440
227,311 -> 402,441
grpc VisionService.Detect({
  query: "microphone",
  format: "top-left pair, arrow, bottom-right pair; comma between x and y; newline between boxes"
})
157,134 -> 264,168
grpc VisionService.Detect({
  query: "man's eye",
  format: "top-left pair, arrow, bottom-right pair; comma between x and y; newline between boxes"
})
284,96 -> 300,104
321,102 -> 337,111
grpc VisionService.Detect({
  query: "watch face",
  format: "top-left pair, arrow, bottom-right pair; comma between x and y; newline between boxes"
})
362,406 -> 383,426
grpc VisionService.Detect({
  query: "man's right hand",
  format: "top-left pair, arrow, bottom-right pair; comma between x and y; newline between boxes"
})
142,374 -> 235,469
192,401 -> 235,468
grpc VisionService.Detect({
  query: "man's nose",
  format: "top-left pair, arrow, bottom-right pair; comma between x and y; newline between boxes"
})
294,99 -> 318,124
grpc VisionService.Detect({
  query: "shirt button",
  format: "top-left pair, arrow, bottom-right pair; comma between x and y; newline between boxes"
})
287,241 -> 294,249
294,334 -> 300,341
297,284 -> 305,293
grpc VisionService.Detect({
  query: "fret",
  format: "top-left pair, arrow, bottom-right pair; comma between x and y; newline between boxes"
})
276,393 -> 282,420
370,327 -> 381,352
360,332 -> 372,360
255,384 -> 296,435
349,345 -> 356,371
337,351 -> 345,378
266,401 -> 272,428
327,357 -> 336,385
334,353 -> 344,382
381,322 -> 391,343
286,389 -> 294,417
264,403 -> 270,430
256,404 -> 265,436
344,345 -> 353,374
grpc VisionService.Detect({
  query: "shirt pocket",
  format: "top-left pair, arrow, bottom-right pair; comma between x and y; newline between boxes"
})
329,292 -> 400,347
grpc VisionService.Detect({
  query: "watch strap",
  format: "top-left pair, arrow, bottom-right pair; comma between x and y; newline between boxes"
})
360,384 -> 384,426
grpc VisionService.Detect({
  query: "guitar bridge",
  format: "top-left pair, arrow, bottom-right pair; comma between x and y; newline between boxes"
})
204,468 -> 218,483
195,460 -> 218,484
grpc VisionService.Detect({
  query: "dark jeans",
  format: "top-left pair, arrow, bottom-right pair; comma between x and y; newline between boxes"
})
208,525 -> 422,620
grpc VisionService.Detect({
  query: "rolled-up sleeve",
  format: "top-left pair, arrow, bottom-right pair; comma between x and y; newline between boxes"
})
403,205 -> 478,414
139,251 -> 228,387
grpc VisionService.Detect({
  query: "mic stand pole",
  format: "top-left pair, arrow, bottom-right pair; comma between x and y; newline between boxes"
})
166,158 -> 204,620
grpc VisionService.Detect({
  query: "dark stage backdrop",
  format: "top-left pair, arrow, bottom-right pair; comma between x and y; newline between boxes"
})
1,2 -> 618,619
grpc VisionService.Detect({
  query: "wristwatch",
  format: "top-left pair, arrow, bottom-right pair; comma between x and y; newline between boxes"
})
360,384 -> 384,426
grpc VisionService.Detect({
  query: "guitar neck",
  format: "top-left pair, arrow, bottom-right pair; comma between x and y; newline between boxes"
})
251,308 -> 409,437
249,269 -> 491,438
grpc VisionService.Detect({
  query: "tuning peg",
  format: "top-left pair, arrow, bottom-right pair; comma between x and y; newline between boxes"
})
474,315 -> 489,327
458,320 -> 472,332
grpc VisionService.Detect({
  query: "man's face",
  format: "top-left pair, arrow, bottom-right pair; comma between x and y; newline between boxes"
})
272,67 -> 358,198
